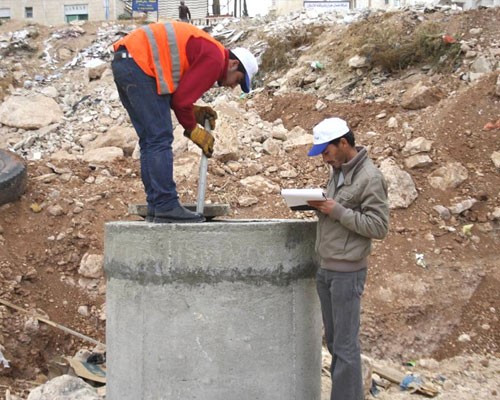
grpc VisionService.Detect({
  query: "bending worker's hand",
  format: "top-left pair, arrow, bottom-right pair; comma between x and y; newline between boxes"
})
184,126 -> 215,158
193,105 -> 217,130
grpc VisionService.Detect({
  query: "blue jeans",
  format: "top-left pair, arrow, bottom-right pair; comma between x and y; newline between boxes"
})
112,55 -> 179,212
316,268 -> 366,400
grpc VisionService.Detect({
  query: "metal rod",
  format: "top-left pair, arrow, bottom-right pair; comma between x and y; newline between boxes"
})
0,298 -> 104,347
196,120 -> 211,214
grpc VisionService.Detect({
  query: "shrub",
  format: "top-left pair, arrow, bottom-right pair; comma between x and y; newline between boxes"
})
118,13 -> 132,20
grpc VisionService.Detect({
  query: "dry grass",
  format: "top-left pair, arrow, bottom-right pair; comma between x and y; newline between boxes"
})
260,27 -> 324,74
353,20 -> 462,73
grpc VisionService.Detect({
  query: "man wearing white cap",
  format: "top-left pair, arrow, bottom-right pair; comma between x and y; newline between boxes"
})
112,22 -> 258,223
307,117 -> 389,400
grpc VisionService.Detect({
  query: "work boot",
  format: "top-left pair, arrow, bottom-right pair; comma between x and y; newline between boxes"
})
145,208 -> 155,222
153,205 -> 205,223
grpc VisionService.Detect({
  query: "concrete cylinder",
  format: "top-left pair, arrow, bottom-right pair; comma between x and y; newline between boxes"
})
104,220 -> 321,400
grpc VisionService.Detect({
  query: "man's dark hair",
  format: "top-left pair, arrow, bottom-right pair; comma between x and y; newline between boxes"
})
228,50 -> 247,74
330,130 -> 355,147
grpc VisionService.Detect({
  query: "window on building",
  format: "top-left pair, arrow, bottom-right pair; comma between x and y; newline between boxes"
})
25,7 -> 33,18
64,4 -> 89,23
65,14 -> 89,22
0,8 -> 11,20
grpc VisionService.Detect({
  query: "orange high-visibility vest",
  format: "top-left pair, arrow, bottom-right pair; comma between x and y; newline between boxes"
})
113,22 -> 226,95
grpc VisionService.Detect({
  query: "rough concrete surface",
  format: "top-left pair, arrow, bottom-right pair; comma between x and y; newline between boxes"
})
105,220 -> 321,400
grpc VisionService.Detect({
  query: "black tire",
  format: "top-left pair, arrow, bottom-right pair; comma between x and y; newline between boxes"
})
0,149 -> 27,206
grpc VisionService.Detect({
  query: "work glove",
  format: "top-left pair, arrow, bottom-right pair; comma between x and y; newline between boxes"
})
193,105 -> 217,130
184,125 -> 215,158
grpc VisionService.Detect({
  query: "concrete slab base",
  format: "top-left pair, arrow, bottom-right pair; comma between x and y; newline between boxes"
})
128,203 -> 230,220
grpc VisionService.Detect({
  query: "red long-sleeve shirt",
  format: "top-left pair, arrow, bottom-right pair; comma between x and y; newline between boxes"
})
171,37 -> 228,131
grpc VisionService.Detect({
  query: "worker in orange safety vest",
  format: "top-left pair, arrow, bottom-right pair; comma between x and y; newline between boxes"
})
111,21 -> 258,223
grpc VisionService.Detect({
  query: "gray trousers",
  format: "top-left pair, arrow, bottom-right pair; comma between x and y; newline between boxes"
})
316,268 -> 367,400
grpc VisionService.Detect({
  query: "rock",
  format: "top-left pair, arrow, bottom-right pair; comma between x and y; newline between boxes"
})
496,75 -> 500,98
271,125 -> 288,141
239,175 -> 280,194
50,150 -> 79,161
361,354 -> 373,397
78,253 -> 103,279
458,333 -> 471,342
226,161 -> 241,172
470,56 -> 492,74
379,158 -> 418,209
401,82 -> 444,110
419,358 -> 440,370
491,207 -> 500,220
27,374 -> 100,400
47,204 -> 65,217
40,86 -> 59,98
238,195 -> 259,207
85,126 -> 137,156
284,126 -> 312,150
213,119 -> 240,163
433,205 -> 451,220
0,95 -> 63,130
348,55 -> 369,69
262,138 -> 282,155
403,137 -> 433,155
491,151 -> 500,169
469,28 -> 483,36
404,154 -> 433,169
83,147 -> 124,163
86,60 -> 107,80
428,162 -> 468,190
315,100 -> 327,111
279,163 -> 298,178
78,306 -> 89,317
387,117 -> 398,128
174,152 -> 199,181
449,198 -> 477,215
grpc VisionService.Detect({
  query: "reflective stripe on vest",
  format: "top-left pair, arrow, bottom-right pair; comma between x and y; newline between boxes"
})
142,22 -> 181,94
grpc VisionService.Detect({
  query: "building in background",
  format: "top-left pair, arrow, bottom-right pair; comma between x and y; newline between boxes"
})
151,0 -> 208,20
0,0 -> 128,25
207,0 -> 273,17
0,0 -> 496,26
300,0 -> 500,12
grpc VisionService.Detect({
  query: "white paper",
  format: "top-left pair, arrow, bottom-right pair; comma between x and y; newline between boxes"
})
281,188 -> 326,207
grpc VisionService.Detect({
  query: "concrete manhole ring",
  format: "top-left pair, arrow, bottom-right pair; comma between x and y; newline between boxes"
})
0,149 -> 27,206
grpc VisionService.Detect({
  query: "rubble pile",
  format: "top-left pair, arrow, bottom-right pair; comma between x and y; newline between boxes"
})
0,5 -> 499,400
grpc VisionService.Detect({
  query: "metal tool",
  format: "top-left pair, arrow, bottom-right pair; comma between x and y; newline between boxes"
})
196,119 -> 210,214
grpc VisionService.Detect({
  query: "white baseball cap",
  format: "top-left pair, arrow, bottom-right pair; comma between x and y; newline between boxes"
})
308,118 -> 350,156
231,47 -> 258,93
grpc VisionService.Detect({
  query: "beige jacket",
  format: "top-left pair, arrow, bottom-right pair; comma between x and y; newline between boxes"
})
316,147 -> 389,272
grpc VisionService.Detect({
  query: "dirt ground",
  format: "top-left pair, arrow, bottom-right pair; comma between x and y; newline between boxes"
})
0,8 -> 499,399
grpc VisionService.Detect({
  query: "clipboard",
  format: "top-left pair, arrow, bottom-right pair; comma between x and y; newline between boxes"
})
281,188 -> 326,211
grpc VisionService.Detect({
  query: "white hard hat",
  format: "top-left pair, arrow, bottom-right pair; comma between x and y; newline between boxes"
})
231,47 -> 258,93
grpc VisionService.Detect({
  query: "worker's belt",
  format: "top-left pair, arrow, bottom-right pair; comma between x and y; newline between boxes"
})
113,51 -> 133,61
